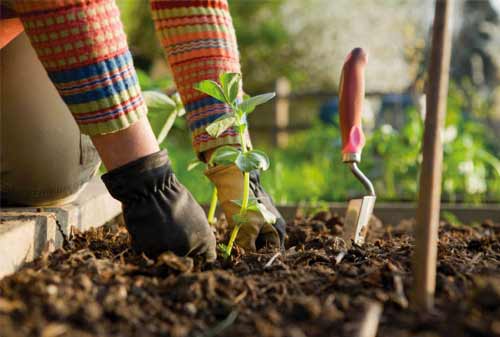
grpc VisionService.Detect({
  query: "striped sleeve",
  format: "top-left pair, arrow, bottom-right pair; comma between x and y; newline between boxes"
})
14,0 -> 147,136
150,0 -> 244,154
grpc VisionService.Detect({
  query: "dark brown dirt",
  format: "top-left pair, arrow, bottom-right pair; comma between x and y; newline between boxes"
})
0,212 -> 499,337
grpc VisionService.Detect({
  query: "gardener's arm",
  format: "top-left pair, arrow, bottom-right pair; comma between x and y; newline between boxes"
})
13,0 -> 215,260
149,0 -> 286,251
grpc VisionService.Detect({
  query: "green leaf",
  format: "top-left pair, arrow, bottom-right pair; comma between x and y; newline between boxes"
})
231,199 -> 276,224
231,198 -> 259,211
210,146 -> 241,166
156,111 -> 178,144
478,148 -> 500,176
218,243 -> 231,259
238,92 -> 276,114
143,91 -> 179,144
187,159 -> 204,171
143,91 -> 177,115
219,72 -> 241,104
193,80 -> 227,103
206,116 -> 236,137
256,203 -> 277,224
235,150 -> 270,172
442,211 -> 463,227
136,69 -> 154,89
232,213 -> 248,225
217,243 -> 229,255
249,150 -> 270,170
172,92 -> 186,117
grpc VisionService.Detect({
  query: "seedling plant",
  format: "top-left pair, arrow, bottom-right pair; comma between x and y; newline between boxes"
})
194,73 -> 277,258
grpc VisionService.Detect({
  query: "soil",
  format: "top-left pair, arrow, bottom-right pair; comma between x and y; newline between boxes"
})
0,212 -> 499,337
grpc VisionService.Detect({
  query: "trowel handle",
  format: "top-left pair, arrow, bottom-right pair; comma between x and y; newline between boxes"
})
339,48 -> 368,163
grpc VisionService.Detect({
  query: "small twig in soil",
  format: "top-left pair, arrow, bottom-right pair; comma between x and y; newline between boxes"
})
335,251 -> 346,265
113,248 -> 130,261
393,275 -> 409,309
200,310 -> 239,337
356,300 -> 382,337
264,252 -> 281,269
233,290 -> 247,304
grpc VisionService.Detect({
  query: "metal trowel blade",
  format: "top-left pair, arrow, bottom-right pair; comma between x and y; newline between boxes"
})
342,195 -> 376,248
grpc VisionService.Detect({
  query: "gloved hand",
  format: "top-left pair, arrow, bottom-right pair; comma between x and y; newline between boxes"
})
102,150 -> 216,261
205,164 -> 286,252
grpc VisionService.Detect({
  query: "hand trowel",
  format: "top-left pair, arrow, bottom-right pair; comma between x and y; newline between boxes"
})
338,48 -> 376,248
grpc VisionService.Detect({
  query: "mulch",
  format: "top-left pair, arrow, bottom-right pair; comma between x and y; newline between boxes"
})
0,211 -> 499,337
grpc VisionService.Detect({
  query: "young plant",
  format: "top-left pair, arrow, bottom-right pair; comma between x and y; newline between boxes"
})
194,73 -> 277,258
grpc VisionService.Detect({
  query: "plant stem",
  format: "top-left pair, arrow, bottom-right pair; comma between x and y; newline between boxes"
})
224,107 -> 251,258
241,172 -> 250,211
225,223 -> 241,258
237,109 -> 250,215
224,172 -> 250,258
238,117 -> 250,213
240,134 -> 247,153
238,119 -> 248,153
207,187 -> 218,225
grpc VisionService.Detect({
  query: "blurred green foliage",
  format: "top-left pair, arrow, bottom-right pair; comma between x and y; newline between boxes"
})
126,5 -> 500,205
117,0 -> 297,91
135,69 -> 172,92
117,1 -> 162,69
117,0 -> 499,110
159,83 -> 500,205
229,0 -> 300,92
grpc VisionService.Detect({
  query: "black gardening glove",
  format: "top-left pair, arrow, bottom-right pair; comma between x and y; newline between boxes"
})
249,170 -> 286,249
102,150 -> 216,261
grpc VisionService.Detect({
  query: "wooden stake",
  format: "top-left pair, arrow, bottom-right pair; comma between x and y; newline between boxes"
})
356,300 -> 383,337
274,77 -> 291,148
413,0 -> 453,311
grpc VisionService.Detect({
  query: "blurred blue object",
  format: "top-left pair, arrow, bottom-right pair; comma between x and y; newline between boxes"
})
319,97 -> 339,125
319,94 -> 414,128
380,94 -> 413,109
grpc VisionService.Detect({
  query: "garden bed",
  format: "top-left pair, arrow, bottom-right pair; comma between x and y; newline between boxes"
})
0,212 -> 498,337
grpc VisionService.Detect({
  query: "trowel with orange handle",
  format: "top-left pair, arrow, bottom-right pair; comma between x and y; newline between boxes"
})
338,48 -> 376,248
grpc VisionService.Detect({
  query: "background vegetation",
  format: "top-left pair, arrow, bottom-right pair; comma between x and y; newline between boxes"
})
120,0 -> 500,205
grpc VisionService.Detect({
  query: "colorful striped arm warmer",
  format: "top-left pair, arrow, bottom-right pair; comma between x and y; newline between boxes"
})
14,0 -> 147,136
150,0 -> 243,155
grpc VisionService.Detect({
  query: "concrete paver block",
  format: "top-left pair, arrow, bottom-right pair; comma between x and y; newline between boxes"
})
0,212 -> 56,279
0,177 -> 121,279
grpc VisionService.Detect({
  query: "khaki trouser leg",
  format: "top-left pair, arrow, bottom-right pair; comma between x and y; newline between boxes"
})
0,33 -> 101,206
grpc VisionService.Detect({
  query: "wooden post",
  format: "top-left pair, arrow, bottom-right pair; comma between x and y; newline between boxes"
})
274,77 -> 291,148
413,0 -> 453,311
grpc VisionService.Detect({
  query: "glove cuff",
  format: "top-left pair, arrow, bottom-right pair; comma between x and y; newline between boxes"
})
205,164 -> 245,203
102,150 -> 172,202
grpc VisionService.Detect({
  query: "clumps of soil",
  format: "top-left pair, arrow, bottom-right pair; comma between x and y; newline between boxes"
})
0,212 -> 498,337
